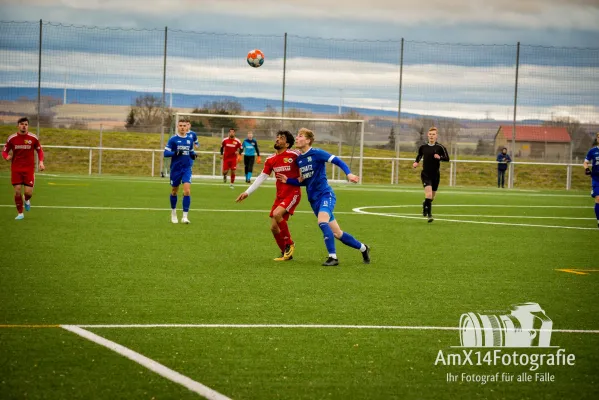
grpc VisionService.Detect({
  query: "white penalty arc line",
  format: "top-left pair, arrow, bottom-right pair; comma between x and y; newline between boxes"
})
69,324 -> 599,334
390,213 -> 595,220
61,325 -> 231,400
353,206 -> 598,231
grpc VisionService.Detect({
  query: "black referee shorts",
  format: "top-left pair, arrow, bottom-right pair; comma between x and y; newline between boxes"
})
421,171 -> 440,191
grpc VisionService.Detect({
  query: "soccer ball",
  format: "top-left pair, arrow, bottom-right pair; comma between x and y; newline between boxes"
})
247,49 -> 265,68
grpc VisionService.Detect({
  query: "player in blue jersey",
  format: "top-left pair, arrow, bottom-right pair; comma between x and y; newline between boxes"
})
583,131 -> 599,229
164,120 -> 197,224
276,128 -> 370,266
185,120 -> 200,151
242,131 -> 261,183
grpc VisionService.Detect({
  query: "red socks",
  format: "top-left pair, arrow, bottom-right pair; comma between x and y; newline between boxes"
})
15,195 -> 23,213
231,174 -> 236,184
278,220 -> 293,246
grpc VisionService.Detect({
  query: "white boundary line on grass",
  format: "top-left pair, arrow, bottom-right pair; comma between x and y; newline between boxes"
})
2,204 -> 595,229
61,325 -> 231,400
69,324 -> 599,334
353,206 -> 598,231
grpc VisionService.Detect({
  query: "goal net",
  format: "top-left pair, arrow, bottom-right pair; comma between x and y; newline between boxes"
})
170,112 -> 366,183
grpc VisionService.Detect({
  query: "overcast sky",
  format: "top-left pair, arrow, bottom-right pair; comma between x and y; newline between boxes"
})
1,0 -> 599,46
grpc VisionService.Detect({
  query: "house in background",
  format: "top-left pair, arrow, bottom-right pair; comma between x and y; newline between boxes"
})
495,125 -> 571,160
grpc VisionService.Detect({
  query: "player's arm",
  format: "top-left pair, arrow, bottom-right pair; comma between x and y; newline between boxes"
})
327,154 -> 359,183
35,139 -> 45,171
413,145 -> 423,167
2,139 -> 12,161
220,140 -> 225,156
437,144 -> 450,162
237,172 -> 270,202
164,138 -> 176,158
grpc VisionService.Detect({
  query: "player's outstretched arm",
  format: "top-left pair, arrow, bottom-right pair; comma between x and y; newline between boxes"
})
242,172 -> 269,198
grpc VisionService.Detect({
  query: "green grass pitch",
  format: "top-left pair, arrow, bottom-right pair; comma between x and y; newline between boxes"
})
1,173 -> 597,399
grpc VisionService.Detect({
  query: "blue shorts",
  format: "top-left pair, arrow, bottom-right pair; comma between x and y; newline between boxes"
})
170,168 -> 192,187
309,192 -> 336,222
592,180 -> 599,198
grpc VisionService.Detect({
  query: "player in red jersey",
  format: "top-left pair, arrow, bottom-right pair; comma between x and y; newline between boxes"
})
2,117 -> 45,220
236,130 -> 301,261
220,128 -> 243,188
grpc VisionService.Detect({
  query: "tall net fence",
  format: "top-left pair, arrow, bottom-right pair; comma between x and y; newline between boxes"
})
0,20 -> 598,187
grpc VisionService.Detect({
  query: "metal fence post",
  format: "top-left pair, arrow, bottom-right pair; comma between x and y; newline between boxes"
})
98,124 -> 103,174
395,38 -> 404,184
281,32 -> 287,117
88,149 -> 93,175
159,26 -> 168,178
509,42 -> 520,189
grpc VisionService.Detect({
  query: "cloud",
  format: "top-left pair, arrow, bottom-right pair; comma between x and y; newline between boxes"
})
4,0 -> 599,32
1,48 -> 598,122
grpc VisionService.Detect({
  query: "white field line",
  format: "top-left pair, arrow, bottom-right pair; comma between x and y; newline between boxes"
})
0,205 -> 353,214
353,206 -> 598,231
25,174 -> 589,198
70,324 -> 599,334
61,325 -> 231,400
391,213 -> 595,220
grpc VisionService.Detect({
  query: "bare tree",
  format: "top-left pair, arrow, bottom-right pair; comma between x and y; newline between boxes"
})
437,119 -> 461,151
125,94 -> 173,133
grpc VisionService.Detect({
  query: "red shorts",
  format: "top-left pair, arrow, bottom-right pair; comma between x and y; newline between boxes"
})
222,157 -> 238,172
270,192 -> 301,221
11,169 -> 35,187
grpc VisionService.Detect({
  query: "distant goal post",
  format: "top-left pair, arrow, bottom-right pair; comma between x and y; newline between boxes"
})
174,112 -> 366,183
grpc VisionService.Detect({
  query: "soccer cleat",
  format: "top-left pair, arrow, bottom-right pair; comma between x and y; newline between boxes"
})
171,214 -> 178,224
229,184 -> 234,189
24,202 -> 30,212
283,243 -> 295,260
427,214 -> 434,223
361,245 -> 371,264
322,257 -> 339,266
274,252 -> 293,261
15,214 -> 24,220
181,217 -> 190,224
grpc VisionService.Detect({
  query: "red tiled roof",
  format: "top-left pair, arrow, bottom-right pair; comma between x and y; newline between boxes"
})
498,126 -> 571,143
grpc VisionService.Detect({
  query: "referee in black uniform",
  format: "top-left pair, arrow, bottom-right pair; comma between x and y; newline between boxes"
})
412,127 -> 450,222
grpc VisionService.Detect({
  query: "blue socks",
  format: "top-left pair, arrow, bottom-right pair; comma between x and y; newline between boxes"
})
318,222 -> 336,255
339,232 -> 362,250
170,194 -> 177,209
183,196 -> 191,212
248,172 -> 252,181
595,203 -> 599,222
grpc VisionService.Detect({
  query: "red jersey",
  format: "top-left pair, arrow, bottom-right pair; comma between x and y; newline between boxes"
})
221,137 -> 242,159
2,132 -> 44,172
263,150 -> 301,198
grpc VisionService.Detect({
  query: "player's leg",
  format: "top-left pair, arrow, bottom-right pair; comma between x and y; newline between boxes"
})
181,171 -> 192,224
592,182 -> 599,228
272,206 -> 294,261
427,177 -> 439,223
314,194 -> 338,266
230,160 -> 237,187
269,204 -> 287,259
23,185 -> 33,212
329,217 -> 371,264
247,156 -> 255,182
170,170 -> 182,223
11,170 -> 25,219
223,159 -> 230,183
421,171 -> 433,217
244,156 -> 250,182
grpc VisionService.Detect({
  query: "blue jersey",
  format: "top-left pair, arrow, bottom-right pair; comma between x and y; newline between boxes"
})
165,134 -> 194,170
296,148 -> 337,202
187,130 -> 199,147
585,146 -> 599,180
242,138 -> 259,156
